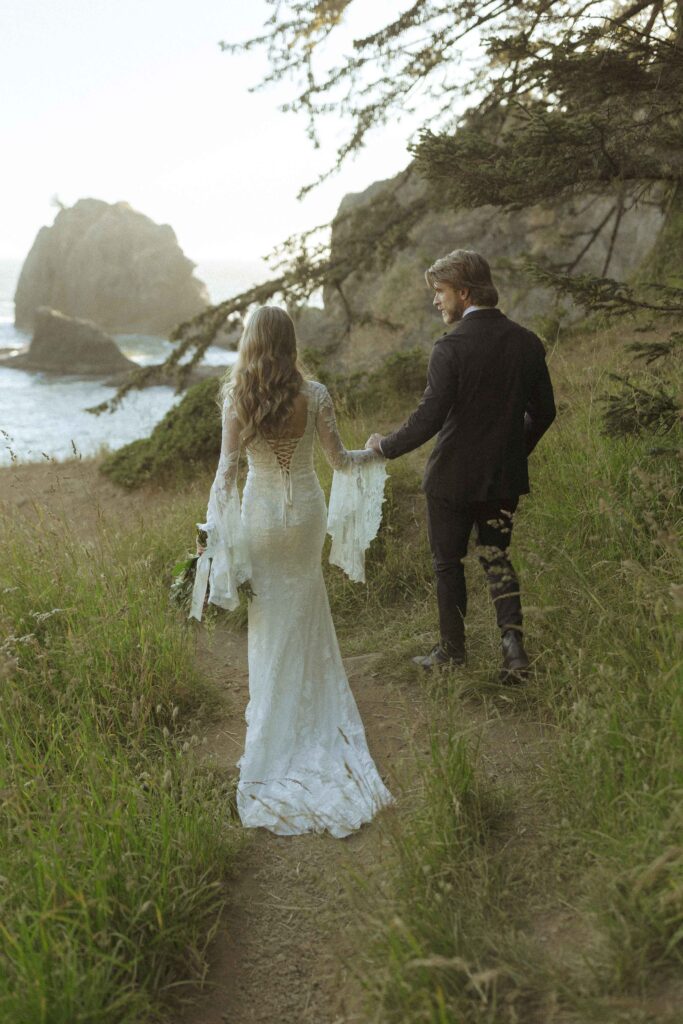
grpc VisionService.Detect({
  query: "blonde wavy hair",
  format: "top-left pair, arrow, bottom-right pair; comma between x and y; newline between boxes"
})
220,306 -> 306,447
425,249 -> 499,306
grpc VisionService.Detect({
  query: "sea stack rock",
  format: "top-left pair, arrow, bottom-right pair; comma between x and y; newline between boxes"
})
6,307 -> 138,375
14,198 -> 209,333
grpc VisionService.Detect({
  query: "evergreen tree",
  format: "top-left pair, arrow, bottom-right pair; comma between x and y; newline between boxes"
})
93,1 -> 683,415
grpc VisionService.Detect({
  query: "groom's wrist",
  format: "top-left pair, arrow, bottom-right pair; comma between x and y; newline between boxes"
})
378,432 -> 395,458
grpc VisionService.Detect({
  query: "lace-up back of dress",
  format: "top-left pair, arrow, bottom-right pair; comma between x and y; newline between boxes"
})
263,434 -> 304,473
246,387 -> 312,474
220,380 -> 377,491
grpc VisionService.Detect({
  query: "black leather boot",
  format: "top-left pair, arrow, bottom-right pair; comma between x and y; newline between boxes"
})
500,628 -> 530,683
412,644 -> 466,671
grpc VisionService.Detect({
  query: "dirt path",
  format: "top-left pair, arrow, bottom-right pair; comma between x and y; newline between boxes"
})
170,620 -> 570,1024
0,459 -> 597,1021
172,624 -> 428,1024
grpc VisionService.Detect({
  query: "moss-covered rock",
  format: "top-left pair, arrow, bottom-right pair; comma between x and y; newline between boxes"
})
100,377 -> 223,489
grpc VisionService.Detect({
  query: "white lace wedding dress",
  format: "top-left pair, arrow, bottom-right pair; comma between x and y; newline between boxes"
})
190,380 -> 394,837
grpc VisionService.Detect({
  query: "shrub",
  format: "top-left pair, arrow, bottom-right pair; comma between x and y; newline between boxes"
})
100,377 -> 223,489
375,347 -> 429,398
326,347 -> 429,414
602,373 -> 681,438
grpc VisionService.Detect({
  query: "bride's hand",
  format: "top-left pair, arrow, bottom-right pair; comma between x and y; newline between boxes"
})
365,433 -> 384,454
196,541 -> 206,556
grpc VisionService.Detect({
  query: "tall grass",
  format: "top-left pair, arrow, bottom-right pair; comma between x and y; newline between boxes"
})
358,334 -> 682,1022
516,361 -> 683,996
369,716 -> 523,1023
0,487 -> 242,1023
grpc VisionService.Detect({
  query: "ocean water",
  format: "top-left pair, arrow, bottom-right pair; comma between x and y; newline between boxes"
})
0,257 -> 268,466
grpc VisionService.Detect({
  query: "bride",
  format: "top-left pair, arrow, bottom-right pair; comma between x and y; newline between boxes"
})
190,305 -> 393,837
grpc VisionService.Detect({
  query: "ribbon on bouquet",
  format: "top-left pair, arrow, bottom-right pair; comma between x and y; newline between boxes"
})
189,547 -> 212,622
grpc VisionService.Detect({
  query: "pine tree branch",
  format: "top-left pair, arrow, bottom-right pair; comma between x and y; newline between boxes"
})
565,203 -> 618,274
95,2 -> 683,414
601,191 -> 626,277
525,260 -> 683,315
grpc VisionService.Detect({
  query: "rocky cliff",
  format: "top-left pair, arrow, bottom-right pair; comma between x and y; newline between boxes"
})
1,305 -> 231,388
2,307 -> 137,374
14,199 -> 209,334
303,170 -> 667,372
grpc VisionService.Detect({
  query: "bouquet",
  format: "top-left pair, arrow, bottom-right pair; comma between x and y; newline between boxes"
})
169,528 -> 207,614
169,527 -> 255,618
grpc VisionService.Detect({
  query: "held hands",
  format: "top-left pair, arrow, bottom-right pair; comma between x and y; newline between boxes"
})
365,433 -> 384,455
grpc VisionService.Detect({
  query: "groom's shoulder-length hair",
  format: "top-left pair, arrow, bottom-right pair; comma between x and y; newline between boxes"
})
425,249 -> 499,307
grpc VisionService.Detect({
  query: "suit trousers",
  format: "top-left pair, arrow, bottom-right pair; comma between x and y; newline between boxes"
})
425,495 -> 523,655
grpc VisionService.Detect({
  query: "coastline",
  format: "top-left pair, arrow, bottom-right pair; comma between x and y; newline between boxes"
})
0,256 -> 255,467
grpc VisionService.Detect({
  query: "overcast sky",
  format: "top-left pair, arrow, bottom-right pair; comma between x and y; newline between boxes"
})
1,0 -> 422,262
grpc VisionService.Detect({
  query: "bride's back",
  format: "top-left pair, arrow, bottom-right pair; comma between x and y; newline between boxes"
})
261,390 -> 309,441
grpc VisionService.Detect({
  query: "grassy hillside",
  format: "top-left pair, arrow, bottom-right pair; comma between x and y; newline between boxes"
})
1,312 -> 680,1022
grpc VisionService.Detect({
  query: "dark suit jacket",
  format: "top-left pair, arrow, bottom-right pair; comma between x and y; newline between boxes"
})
380,308 -> 556,503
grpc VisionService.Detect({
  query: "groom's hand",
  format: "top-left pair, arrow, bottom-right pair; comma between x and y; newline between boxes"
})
365,433 -> 384,455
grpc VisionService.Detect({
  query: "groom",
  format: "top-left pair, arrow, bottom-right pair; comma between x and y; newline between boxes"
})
365,249 -> 556,680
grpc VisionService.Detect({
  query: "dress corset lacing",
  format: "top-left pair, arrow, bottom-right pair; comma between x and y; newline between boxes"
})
264,434 -> 304,525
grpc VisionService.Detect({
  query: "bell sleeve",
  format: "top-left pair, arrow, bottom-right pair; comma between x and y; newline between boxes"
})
327,458 -> 387,583
189,398 -> 251,621
315,383 -> 388,583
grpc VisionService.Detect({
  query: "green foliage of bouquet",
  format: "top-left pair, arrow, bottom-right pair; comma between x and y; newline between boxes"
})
169,528 -> 255,619
169,528 -> 208,615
